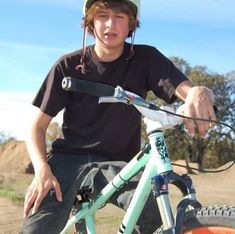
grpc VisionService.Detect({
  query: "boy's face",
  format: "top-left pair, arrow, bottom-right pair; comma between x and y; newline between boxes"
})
93,8 -> 130,48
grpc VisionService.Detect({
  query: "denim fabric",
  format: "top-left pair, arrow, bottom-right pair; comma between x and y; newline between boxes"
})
20,153 -> 162,234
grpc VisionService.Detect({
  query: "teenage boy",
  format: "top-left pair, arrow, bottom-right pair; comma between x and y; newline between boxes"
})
20,0 -> 216,233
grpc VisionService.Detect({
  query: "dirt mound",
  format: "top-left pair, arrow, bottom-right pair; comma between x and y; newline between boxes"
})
0,142 -> 198,175
0,140 -> 33,174
1,141 -> 234,177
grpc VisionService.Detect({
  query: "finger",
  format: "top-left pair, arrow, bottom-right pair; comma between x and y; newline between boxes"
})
198,104 -> 216,137
53,181 -> 63,202
184,106 -> 195,137
185,119 -> 195,137
195,116 -> 207,138
31,191 -> 45,215
23,190 -> 38,218
195,107 -> 210,138
208,107 -> 217,128
196,119 -> 208,138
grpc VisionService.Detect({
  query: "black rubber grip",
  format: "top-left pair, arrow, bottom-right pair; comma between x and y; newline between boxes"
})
62,77 -> 115,97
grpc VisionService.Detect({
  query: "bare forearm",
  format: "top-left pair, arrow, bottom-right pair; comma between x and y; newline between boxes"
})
174,80 -> 194,101
26,109 -> 52,174
26,126 -> 49,174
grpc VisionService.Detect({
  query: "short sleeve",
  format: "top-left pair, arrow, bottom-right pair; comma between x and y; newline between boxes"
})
146,47 -> 187,103
32,61 -> 69,117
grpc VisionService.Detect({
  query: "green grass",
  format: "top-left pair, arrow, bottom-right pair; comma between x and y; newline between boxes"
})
0,174 -> 32,205
0,184 -> 24,205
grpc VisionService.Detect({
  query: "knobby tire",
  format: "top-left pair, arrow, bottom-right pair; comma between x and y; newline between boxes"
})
155,205 -> 235,234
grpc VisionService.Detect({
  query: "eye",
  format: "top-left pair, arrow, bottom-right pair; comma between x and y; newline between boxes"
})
116,14 -> 128,20
96,10 -> 109,18
117,15 -> 124,18
97,13 -> 108,18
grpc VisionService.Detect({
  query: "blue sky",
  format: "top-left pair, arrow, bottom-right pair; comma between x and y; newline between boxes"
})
1,0 -> 235,93
0,0 -> 235,139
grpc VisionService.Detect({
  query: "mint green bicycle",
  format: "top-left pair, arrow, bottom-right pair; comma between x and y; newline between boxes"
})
61,77 -> 235,234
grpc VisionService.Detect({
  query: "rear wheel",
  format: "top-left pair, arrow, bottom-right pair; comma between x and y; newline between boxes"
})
155,205 -> 235,234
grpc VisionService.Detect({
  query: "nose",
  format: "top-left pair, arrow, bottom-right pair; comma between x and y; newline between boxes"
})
106,16 -> 115,29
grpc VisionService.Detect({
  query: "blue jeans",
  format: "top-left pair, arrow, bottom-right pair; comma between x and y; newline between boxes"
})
20,153 -> 162,234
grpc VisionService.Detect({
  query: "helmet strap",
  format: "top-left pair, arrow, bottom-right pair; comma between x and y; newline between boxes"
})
76,25 -> 88,74
126,20 -> 137,63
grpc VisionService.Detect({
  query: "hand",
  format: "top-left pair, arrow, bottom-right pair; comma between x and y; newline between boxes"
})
23,163 -> 62,218
183,86 -> 216,138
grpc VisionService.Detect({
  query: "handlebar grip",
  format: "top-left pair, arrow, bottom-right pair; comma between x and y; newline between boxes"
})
62,77 -> 115,97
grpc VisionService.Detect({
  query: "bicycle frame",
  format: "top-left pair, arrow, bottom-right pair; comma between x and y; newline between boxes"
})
61,130 -> 199,234
60,81 -> 203,234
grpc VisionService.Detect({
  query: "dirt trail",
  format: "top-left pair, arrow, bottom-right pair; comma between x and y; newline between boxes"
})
1,166 -> 235,234
0,196 -> 124,234
0,141 -> 235,233
0,197 -> 23,234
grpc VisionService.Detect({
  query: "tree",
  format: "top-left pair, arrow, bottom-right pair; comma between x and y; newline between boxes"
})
142,57 -> 235,169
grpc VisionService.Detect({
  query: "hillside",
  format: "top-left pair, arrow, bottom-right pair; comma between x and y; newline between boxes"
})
0,140 -> 32,174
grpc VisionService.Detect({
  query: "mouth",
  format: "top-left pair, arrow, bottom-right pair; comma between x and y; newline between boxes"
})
104,32 -> 117,39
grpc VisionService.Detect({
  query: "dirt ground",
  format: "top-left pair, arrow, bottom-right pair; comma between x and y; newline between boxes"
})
0,141 -> 235,234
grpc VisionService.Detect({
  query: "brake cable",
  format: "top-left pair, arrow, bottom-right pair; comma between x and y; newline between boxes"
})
156,106 -> 235,174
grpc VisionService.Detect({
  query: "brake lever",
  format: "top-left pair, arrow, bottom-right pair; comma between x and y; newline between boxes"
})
99,86 -> 157,110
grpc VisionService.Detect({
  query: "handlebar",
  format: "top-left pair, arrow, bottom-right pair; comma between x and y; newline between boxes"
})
99,86 -> 183,131
62,76 -> 115,97
99,86 -> 159,110
62,77 -> 183,131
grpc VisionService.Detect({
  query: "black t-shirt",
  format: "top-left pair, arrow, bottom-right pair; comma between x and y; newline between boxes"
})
33,43 -> 187,162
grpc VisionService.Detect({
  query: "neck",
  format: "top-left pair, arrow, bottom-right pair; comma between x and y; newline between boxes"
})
93,42 -> 125,62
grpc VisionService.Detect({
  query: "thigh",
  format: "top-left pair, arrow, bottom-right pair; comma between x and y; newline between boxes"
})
20,154 -> 90,234
75,159 -> 132,204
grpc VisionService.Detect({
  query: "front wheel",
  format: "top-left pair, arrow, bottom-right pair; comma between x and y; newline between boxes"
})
155,205 -> 235,234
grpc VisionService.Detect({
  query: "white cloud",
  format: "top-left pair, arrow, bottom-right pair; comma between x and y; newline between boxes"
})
0,40 -> 69,57
0,92 -> 62,141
